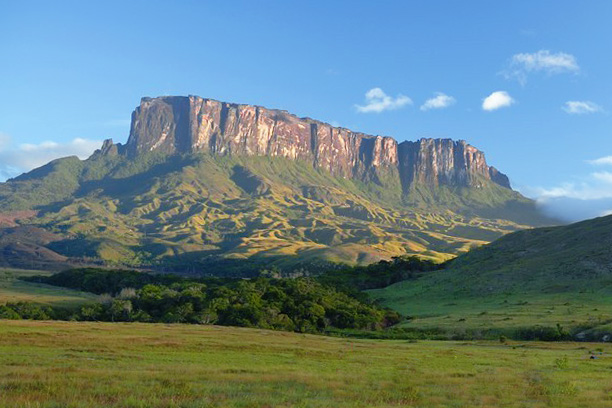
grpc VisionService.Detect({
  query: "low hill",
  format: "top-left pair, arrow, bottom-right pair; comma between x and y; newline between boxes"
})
369,215 -> 612,339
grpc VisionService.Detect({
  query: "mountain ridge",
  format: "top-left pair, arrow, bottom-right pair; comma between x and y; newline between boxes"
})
99,95 -> 511,191
0,95 -> 554,273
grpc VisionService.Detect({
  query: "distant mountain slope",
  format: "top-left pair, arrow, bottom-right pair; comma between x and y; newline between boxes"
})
370,215 -> 612,338
0,96 -> 554,273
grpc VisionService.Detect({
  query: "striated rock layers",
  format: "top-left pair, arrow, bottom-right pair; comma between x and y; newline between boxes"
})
102,95 -> 511,191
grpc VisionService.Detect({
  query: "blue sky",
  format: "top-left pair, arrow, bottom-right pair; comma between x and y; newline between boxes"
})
1,1 -> 612,220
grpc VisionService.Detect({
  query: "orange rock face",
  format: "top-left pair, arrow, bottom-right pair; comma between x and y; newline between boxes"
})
116,95 -> 510,191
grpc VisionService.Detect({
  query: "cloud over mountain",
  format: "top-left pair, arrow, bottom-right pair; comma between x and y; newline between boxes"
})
482,91 -> 515,111
420,93 -> 456,111
503,50 -> 579,84
355,88 -> 412,113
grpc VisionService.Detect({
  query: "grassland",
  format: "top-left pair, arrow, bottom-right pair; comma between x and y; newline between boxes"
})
368,266 -> 612,338
369,215 -> 612,338
0,268 -> 97,307
0,320 -> 611,407
370,284 -> 612,335
0,321 -> 612,407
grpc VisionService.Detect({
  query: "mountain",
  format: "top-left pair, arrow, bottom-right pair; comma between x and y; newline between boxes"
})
124,96 -> 510,190
0,96 -> 553,273
370,214 -> 612,339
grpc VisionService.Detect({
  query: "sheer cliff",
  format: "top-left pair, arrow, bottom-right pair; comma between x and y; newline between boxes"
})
113,96 -> 510,192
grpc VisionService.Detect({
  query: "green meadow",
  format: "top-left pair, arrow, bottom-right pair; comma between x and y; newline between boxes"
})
370,285 -> 612,336
0,320 -> 611,408
368,274 -> 612,339
0,268 -> 97,307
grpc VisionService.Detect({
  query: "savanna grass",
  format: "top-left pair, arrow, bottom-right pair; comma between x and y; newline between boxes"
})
0,320 -> 611,407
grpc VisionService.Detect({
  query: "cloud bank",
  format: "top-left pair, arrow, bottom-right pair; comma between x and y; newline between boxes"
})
0,135 -> 102,181
527,157 -> 612,222
482,91 -> 514,111
420,92 -> 456,111
355,88 -> 412,113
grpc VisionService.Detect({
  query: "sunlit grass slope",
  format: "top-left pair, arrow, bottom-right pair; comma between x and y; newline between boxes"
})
0,320 -> 611,407
0,268 -> 96,307
369,215 -> 612,336
0,151 -> 545,271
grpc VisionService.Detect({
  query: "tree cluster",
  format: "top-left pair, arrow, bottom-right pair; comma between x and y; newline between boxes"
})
19,270 -> 401,333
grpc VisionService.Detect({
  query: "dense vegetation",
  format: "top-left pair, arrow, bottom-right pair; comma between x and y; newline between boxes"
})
23,268 -> 229,294
317,255 -> 442,292
18,268 -> 400,333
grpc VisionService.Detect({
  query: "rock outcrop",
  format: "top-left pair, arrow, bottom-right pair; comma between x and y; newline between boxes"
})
102,95 -> 511,191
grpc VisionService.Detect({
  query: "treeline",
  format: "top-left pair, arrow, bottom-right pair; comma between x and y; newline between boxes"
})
24,268 -> 233,295
19,269 -> 401,333
316,256 -> 442,292
12,257 -> 442,333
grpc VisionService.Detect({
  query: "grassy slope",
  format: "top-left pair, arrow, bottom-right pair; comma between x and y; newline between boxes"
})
0,268 -> 97,307
369,215 -> 612,335
0,151 -> 545,270
0,320 -> 611,407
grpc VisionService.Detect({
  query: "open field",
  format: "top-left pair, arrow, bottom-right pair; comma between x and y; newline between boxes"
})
369,282 -> 612,335
0,268 -> 97,307
368,281 -> 612,330
1,320 -> 611,407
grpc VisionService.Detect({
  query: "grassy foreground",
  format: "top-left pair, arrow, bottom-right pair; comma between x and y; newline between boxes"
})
1,321 -> 611,407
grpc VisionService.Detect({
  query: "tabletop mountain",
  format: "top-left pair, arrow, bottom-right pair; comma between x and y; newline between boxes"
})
0,96 -> 554,273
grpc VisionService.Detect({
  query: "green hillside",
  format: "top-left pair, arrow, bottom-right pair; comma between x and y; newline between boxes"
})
0,150 -> 548,273
370,215 -> 612,339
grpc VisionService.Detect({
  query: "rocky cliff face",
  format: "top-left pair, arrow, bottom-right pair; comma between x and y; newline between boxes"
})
398,139 -> 511,189
106,95 -> 511,191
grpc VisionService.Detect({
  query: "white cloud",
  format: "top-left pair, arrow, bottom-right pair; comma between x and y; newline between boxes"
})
592,171 -> 612,184
588,156 -> 612,166
482,91 -> 515,111
355,88 -> 412,113
0,135 -> 102,181
503,50 -> 579,84
562,101 -> 603,115
420,92 -> 456,111
530,171 -> 612,202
